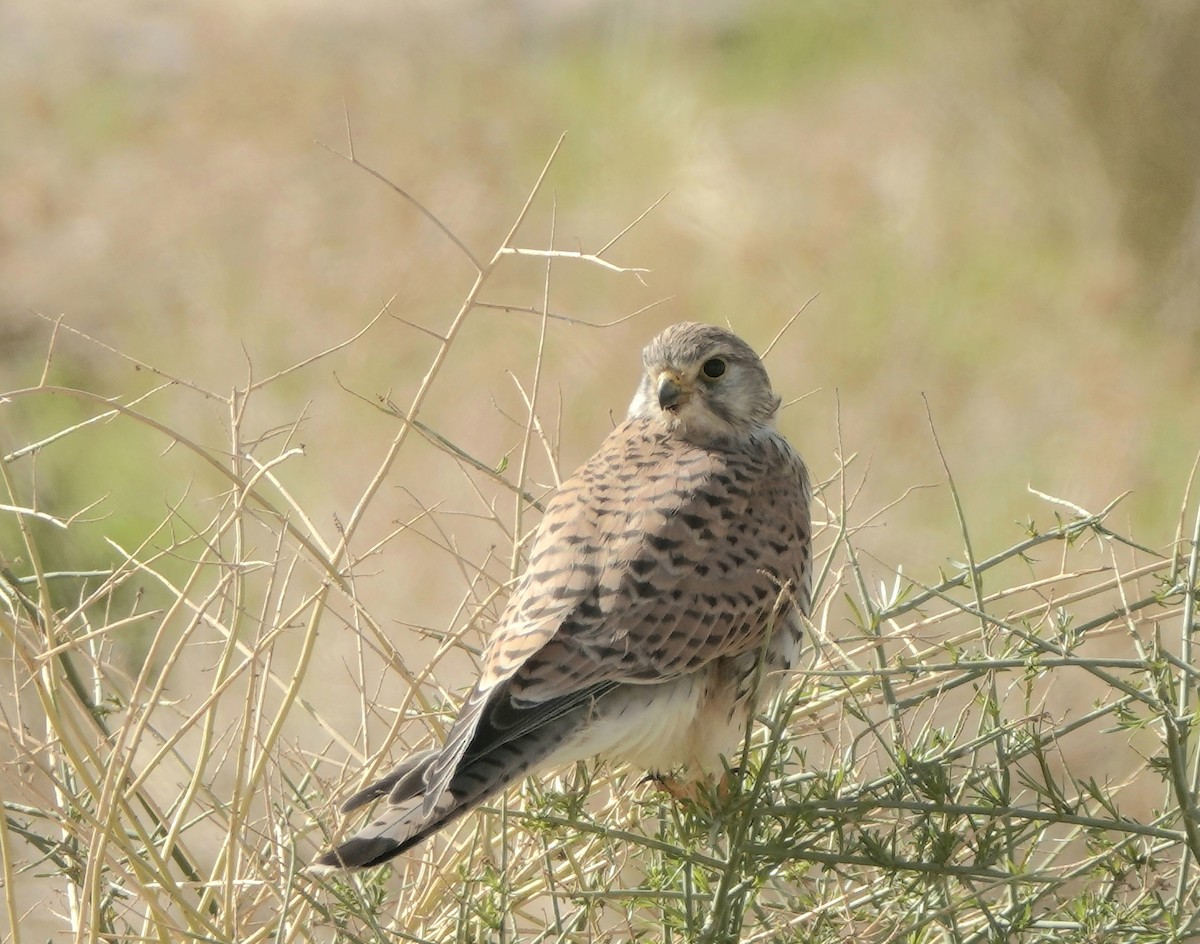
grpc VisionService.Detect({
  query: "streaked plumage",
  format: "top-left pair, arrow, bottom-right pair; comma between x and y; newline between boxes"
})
313,322 -> 811,871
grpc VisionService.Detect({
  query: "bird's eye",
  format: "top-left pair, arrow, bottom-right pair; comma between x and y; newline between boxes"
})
701,358 -> 726,379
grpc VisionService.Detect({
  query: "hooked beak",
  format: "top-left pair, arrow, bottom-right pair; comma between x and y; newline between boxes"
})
657,371 -> 690,411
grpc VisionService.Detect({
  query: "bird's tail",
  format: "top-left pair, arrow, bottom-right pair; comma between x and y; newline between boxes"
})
312,679 -> 616,871
311,714 -> 582,871
309,783 -> 458,871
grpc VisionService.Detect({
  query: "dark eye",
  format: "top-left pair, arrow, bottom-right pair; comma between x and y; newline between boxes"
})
701,358 -> 726,379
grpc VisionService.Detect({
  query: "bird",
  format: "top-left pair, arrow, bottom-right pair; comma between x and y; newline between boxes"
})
312,322 -> 811,871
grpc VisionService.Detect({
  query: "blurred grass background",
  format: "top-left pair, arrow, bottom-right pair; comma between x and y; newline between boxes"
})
5,0 -> 1199,568
3,1 -> 1200,939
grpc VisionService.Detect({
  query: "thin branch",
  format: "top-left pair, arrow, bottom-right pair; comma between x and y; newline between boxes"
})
247,294 -> 395,392
762,292 -> 820,359
27,309 -> 222,399
595,190 -> 670,258
318,123 -> 482,271
497,247 -> 650,279
474,295 -> 671,328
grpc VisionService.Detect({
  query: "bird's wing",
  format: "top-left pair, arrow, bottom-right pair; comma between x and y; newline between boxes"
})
486,416 -> 811,703
417,417 -> 809,816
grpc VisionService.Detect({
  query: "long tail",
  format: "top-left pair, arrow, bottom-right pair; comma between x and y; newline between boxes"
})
312,682 -> 609,871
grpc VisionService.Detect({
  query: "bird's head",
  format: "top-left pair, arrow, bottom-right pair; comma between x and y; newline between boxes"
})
627,322 -> 781,444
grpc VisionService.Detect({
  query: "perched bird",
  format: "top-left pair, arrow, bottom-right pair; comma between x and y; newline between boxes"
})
313,322 -> 811,871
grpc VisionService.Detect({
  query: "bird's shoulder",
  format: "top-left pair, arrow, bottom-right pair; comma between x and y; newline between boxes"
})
477,417 -> 809,695
550,415 -> 803,510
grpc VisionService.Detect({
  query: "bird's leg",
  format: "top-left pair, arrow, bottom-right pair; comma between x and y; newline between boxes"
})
640,769 -> 736,806
641,770 -> 697,802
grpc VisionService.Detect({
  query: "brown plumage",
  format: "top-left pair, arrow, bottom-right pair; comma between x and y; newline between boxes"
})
313,322 -> 811,871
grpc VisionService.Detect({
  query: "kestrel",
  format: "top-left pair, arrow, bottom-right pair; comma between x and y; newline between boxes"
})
314,322 -> 811,871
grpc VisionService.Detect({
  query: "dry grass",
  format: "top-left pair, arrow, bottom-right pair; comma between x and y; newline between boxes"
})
3,141 -> 1200,943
